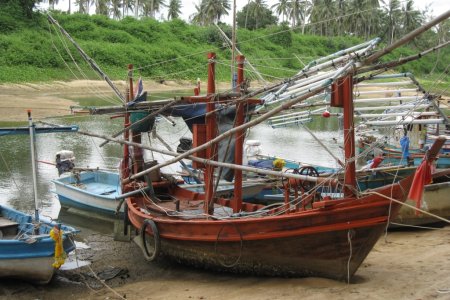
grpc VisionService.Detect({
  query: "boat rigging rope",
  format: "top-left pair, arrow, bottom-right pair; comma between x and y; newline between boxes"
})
214,59 -> 285,80
0,149 -> 22,193
363,191 -> 450,225
215,222 -> 243,268
347,229 -> 354,284
48,22 -> 121,106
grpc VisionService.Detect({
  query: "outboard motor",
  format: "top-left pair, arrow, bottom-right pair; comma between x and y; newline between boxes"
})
177,137 -> 192,153
55,150 -> 75,176
244,140 -> 262,164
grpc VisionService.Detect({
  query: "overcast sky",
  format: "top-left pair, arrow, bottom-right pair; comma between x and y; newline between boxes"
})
39,0 -> 450,24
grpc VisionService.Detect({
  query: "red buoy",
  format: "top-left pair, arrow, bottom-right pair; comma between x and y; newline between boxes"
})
322,110 -> 331,118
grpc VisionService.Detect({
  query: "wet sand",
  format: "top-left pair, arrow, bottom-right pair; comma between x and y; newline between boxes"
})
0,82 -> 449,299
0,80 -> 231,122
1,222 -> 449,300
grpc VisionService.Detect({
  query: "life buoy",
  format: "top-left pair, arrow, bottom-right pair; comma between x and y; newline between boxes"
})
139,219 -> 160,261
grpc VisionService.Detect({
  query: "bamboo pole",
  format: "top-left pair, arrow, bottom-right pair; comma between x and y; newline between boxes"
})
47,14 -> 126,103
365,10 -> 450,63
99,98 -> 181,147
153,132 -> 202,184
125,60 -> 360,183
357,40 -> 450,76
300,124 -> 344,167
215,24 -> 267,84
76,129 -> 337,185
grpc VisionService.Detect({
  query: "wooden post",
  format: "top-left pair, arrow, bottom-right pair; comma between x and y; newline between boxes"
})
204,53 -> 217,215
121,65 -> 133,181
233,55 -> 245,213
342,76 -> 357,197
128,64 -> 144,175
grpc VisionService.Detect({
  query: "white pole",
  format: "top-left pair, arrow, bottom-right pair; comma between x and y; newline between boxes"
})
27,110 -> 39,222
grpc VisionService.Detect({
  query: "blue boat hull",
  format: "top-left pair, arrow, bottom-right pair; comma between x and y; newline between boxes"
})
0,205 -> 77,283
53,171 -> 123,217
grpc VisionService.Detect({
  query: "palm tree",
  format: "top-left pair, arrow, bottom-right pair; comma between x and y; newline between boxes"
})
202,0 -> 231,24
271,0 -> 290,23
385,0 -> 402,44
335,0 -> 348,36
190,0 -> 207,25
401,0 -> 422,35
47,0 -> 59,10
309,0 -> 335,35
122,0 -> 134,18
167,0 -> 182,20
110,0 -> 122,18
75,0 -> 91,13
291,0 -> 311,33
95,0 -> 110,15
141,0 -> 166,18
252,0 -> 267,29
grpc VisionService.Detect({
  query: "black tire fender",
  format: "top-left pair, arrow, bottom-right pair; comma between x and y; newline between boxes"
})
139,219 -> 161,261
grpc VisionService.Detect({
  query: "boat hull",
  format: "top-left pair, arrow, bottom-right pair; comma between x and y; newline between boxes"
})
154,224 -> 384,279
0,205 -> 77,284
127,176 -> 413,280
53,171 -> 122,216
0,257 -> 55,284
394,181 -> 450,226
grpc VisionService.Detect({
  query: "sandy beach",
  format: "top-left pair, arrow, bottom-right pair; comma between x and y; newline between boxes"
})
0,81 -> 449,299
0,223 -> 449,300
0,80 -> 231,122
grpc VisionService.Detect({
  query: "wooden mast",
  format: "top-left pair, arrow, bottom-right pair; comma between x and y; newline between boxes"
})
121,65 -> 132,181
331,76 -> 357,196
342,76 -> 357,196
204,52 -> 217,215
233,55 -> 245,213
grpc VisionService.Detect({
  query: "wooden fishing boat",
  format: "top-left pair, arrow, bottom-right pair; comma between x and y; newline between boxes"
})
53,170 -> 123,216
0,111 -> 78,283
393,177 -> 450,227
383,150 -> 450,168
46,12 -> 450,281
120,53 -> 444,281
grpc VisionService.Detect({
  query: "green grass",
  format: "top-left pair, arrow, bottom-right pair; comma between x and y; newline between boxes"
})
0,10 -> 448,91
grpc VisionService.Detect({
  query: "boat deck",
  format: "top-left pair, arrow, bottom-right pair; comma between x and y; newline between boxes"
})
74,181 -> 119,196
0,216 -> 19,238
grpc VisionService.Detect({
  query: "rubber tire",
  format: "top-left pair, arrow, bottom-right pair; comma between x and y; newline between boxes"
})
139,219 -> 161,261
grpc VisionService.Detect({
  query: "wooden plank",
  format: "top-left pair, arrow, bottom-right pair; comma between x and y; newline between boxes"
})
0,217 -> 18,228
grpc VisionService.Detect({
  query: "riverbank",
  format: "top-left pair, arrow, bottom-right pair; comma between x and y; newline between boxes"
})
1,81 -> 450,300
1,79 -> 448,123
1,222 -> 449,300
0,79 -> 232,122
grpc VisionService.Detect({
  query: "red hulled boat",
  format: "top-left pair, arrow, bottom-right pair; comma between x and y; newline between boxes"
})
120,53 -> 445,281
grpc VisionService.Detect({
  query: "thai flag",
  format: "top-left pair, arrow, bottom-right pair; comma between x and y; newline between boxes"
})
133,77 -> 143,99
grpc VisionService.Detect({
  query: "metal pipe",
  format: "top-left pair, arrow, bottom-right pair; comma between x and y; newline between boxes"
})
27,111 -> 39,222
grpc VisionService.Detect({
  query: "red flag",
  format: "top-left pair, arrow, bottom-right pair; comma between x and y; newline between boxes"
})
407,159 -> 432,215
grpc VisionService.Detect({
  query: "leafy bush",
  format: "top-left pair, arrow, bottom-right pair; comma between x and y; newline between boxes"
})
0,10 -> 445,84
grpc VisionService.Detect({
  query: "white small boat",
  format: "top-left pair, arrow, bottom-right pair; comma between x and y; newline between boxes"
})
53,170 -> 122,216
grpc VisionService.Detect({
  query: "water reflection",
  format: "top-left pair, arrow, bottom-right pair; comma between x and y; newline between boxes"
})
0,111 -> 343,219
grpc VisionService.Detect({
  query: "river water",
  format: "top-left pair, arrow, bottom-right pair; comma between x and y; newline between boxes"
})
0,110 -> 344,219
